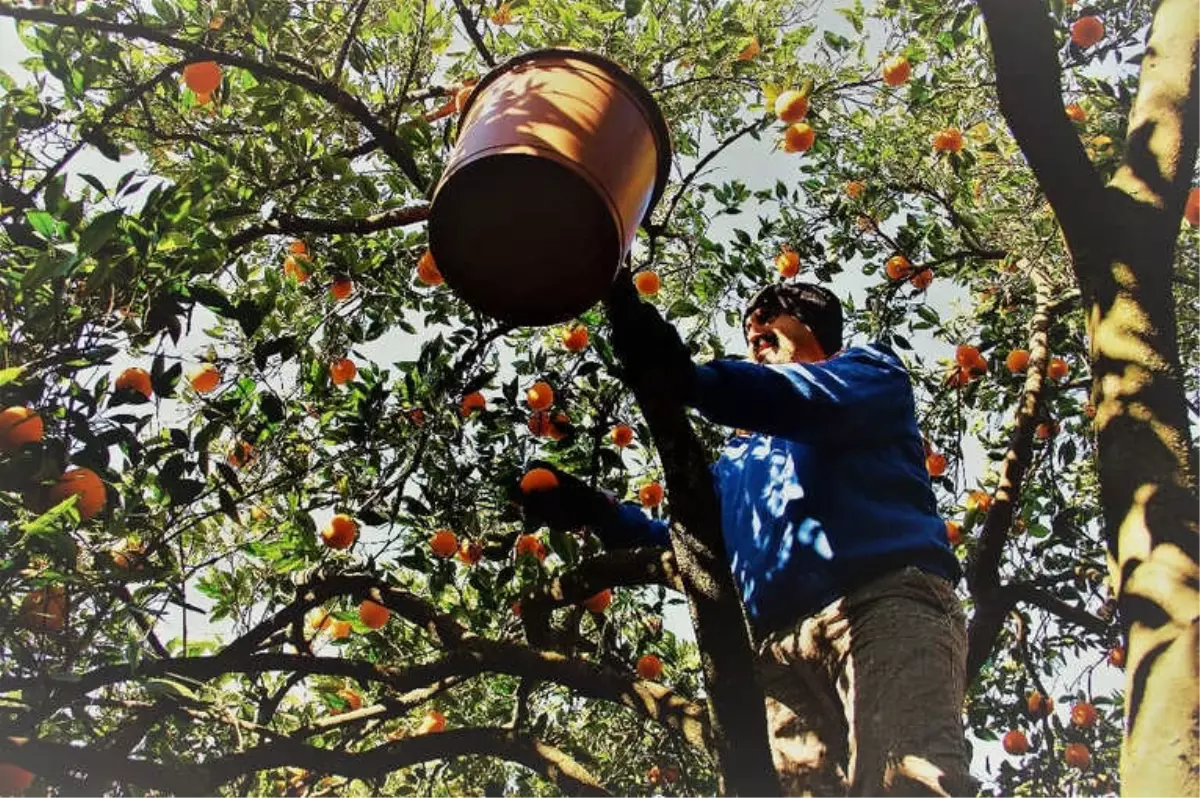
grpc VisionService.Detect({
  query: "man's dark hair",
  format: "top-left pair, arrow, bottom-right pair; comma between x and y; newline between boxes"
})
742,282 -> 844,357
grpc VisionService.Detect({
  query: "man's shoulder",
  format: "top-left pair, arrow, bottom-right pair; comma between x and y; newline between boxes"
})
832,340 -> 905,369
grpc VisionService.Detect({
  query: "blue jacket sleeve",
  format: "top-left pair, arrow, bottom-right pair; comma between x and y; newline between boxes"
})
592,502 -> 671,549
690,344 -> 914,444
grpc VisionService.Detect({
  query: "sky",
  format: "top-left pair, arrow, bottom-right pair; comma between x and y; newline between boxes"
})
1,2 -> 1126,788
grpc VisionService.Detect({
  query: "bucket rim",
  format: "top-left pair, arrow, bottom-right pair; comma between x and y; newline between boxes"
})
456,48 -> 673,225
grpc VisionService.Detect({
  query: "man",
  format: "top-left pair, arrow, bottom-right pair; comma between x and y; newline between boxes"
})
520,281 -> 969,797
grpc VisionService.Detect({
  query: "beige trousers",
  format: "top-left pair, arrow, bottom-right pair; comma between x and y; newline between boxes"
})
756,566 -> 971,797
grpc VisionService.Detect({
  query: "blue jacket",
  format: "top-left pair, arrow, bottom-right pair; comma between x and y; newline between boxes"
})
597,342 -> 961,639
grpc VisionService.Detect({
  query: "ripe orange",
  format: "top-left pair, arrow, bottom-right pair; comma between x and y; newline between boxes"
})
515,534 -> 547,562
418,710 -> 446,734
288,240 -> 307,255
945,520 -> 962,547
1065,103 -> 1087,122
183,62 -> 222,94
774,90 -> 808,123
845,180 -> 866,200
882,55 -> 911,87
583,589 -> 612,613
783,122 -> 815,153
611,424 -> 634,448
0,406 -> 44,449
634,271 -> 661,296
955,345 -> 983,369
330,358 -> 357,385
636,653 -> 663,681
525,381 -> 553,411
116,367 -> 153,399
283,254 -> 310,283
736,36 -> 760,61
358,600 -> 390,630
639,482 -> 664,508
1035,421 -> 1059,440
775,248 -> 800,278
1071,16 -> 1104,48
1064,742 -> 1091,770
1108,645 -> 1125,668
110,539 -> 147,572
909,269 -> 933,291
1002,729 -> 1029,756
457,539 -> 483,566
430,529 -> 458,558
561,325 -> 589,352
0,764 -> 34,796
460,391 -> 486,416
228,440 -> 254,468
329,619 -> 352,639
330,277 -> 354,301
188,363 -> 221,393
1027,690 -> 1054,718
416,249 -> 443,286
308,609 -> 332,632
194,91 -> 212,107
321,514 -> 358,550
1006,350 -> 1030,374
1070,701 -> 1098,728
1048,357 -> 1069,380
336,688 -> 363,712
926,453 -> 947,477
19,586 -> 66,632
946,366 -> 972,388
490,2 -> 512,25
50,467 -> 106,519
966,491 -> 992,514
647,765 -> 662,785
885,255 -> 913,280
932,127 -> 964,153
1186,187 -> 1200,227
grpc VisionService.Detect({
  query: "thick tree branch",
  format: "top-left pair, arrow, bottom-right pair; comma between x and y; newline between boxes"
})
520,547 -> 682,613
1006,583 -> 1110,635
227,203 -> 430,250
451,0 -> 496,68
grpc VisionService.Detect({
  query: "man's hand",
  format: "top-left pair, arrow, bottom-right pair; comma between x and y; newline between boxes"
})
607,271 -> 696,401
512,461 -> 616,533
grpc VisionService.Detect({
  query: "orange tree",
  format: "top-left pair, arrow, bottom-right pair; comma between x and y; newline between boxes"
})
0,0 -> 1195,795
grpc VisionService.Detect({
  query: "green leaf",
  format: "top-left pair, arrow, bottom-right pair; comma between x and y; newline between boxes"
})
0,365 -> 26,387
77,210 -> 123,256
24,210 -> 57,238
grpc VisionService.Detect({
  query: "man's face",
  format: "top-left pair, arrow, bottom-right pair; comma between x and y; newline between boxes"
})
745,311 -> 825,365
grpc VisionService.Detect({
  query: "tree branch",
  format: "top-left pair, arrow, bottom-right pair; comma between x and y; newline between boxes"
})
451,0 -> 496,68
332,0 -> 371,85
227,203 -> 430,250
1006,582 -> 1110,635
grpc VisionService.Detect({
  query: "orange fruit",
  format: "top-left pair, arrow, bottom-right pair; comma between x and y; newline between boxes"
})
525,381 -> 553,411
1070,701 -> 1098,728
519,467 -> 559,493
945,520 -> 962,547
1027,690 -> 1054,718
457,539 -> 483,566
845,180 -> 866,200
0,406 -> 44,449
430,529 -> 458,558
330,358 -> 357,385
611,424 -> 634,448
774,90 -> 809,123
946,366 -> 972,388
188,363 -> 221,393
1064,742 -> 1091,770
416,249 -> 443,286
110,539 -> 147,572
1048,357 -> 1069,380
490,2 -> 512,25
1035,421 -> 1059,440
639,482 -> 664,508
50,467 -> 106,519
1186,187 -> 1200,227
288,240 -> 308,255
583,589 -> 612,613
647,765 -> 662,785
775,248 -> 800,278
0,764 -> 34,796
308,610 -> 332,632
460,391 -> 486,416
283,254 -> 309,283
228,440 -> 254,468
1002,729 -> 1029,756
183,62 -> 222,94
194,91 -> 212,107
358,600 -> 390,630
955,345 -> 983,369
1108,645 -> 1125,668
329,619 -> 352,639
1084,401 -> 1096,419
321,514 -> 358,550
966,491 -> 992,513
19,586 -> 66,632
909,269 -> 933,291
925,453 -> 947,477
418,710 -> 446,734
1006,350 -> 1030,374
736,36 -> 760,61
1065,103 -> 1087,122
515,534 -> 547,562
636,653 -> 663,681
882,55 -> 911,87
885,255 -> 913,280
336,688 -> 363,712
330,277 -> 353,301
511,600 -> 522,617
783,122 -> 815,153
561,325 -> 589,352
116,367 -> 152,399
1071,16 -> 1104,48
634,271 -> 661,296
932,127 -> 964,153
